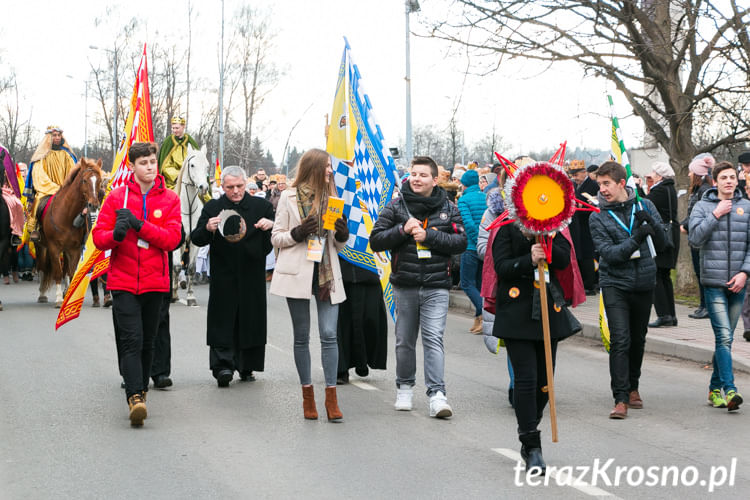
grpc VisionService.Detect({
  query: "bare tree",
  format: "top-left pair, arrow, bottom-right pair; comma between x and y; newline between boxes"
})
426,0 -> 750,292
224,5 -> 280,172
0,76 -> 35,161
426,1 -> 750,176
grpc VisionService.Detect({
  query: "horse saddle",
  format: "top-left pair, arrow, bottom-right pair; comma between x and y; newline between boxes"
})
36,195 -> 53,223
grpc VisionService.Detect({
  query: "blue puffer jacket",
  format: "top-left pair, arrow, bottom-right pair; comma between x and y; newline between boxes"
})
688,187 -> 750,287
457,174 -> 487,252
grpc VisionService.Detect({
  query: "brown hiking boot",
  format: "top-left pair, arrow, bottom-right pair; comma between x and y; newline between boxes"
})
609,402 -> 628,419
127,393 -> 147,426
628,390 -> 643,409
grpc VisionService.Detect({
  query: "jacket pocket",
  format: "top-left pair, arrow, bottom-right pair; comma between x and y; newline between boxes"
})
275,247 -> 300,275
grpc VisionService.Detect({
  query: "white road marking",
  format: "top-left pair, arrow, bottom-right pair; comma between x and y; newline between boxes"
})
491,448 -> 619,498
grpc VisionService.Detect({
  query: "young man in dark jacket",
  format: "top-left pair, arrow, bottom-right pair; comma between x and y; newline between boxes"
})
370,156 -> 467,418
589,161 -> 666,420
689,161 -> 749,411
93,142 -> 182,426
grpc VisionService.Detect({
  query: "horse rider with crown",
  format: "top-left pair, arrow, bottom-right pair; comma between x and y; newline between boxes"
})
158,116 -> 200,191
24,125 -> 78,242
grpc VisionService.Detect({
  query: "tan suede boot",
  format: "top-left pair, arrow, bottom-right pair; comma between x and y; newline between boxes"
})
325,386 -> 343,421
469,316 -> 483,334
302,385 -> 318,420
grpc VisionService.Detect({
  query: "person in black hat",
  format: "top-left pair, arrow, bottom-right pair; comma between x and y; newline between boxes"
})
737,152 -> 750,196
570,163 -> 600,294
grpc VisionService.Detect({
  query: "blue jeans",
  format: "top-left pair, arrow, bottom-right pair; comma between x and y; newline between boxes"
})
704,286 -> 744,393
460,250 -> 483,316
286,297 -> 339,387
393,286 -> 449,396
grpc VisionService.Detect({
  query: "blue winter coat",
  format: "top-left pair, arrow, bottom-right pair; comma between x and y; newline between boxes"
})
457,184 -> 487,251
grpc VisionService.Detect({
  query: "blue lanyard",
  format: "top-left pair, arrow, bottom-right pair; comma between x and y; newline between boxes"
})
607,204 -> 636,235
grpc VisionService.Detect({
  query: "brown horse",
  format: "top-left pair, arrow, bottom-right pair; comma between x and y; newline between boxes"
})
36,157 -> 104,307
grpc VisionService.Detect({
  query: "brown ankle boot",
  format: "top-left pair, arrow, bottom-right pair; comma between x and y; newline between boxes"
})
302,385 -> 318,420
325,386 -> 343,421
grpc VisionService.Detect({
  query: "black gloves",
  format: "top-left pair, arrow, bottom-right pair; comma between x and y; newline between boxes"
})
334,216 -> 349,242
290,214 -> 319,243
116,208 -> 144,232
633,223 -> 655,243
113,217 -> 130,242
634,210 -> 656,227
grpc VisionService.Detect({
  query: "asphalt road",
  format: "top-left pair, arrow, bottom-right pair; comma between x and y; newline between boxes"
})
1,279 -> 749,499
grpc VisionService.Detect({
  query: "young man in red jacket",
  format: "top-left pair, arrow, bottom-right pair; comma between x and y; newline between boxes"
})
93,142 -> 181,426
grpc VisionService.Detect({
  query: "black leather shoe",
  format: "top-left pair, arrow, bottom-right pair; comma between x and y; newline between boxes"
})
648,316 -> 675,328
153,375 -> 173,389
216,370 -> 233,387
239,371 -> 255,381
689,307 -> 709,319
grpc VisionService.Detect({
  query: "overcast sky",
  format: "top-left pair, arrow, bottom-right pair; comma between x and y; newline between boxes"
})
2,0 -> 642,165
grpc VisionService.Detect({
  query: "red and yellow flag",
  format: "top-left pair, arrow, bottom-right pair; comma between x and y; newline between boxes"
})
56,44 -> 154,330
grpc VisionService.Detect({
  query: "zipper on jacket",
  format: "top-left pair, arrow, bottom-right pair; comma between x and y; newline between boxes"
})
727,210 -> 732,284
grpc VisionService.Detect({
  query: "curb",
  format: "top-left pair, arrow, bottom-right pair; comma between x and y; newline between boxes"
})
449,291 -> 750,374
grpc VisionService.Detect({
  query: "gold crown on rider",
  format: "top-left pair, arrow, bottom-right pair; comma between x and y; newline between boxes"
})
171,116 -> 186,125
45,125 -> 63,134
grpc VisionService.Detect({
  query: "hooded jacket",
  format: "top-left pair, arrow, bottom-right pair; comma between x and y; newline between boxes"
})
456,170 -> 487,252
589,187 -> 666,292
370,184 -> 467,289
92,174 -> 182,294
688,187 -> 750,287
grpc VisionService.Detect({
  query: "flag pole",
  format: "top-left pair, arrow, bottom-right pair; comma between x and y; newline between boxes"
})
536,237 -> 558,443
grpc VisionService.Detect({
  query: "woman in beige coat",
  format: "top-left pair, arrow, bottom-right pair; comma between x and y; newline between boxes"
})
270,148 -> 349,421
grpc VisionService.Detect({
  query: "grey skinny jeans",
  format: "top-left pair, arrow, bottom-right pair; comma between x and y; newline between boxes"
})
286,296 -> 339,387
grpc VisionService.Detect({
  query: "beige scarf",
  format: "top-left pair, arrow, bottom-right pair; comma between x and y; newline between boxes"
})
296,184 -> 334,301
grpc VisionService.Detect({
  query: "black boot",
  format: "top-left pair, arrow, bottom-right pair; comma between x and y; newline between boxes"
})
519,431 -> 546,475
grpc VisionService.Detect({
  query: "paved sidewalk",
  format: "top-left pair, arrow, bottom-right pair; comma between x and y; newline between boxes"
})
449,290 -> 750,373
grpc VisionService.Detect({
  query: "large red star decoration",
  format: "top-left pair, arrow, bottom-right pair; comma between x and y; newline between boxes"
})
486,141 -> 600,262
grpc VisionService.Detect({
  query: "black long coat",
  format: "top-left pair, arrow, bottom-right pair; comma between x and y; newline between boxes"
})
336,259 -> 388,373
191,193 -> 274,349
647,178 -> 680,269
570,176 -> 599,259
491,225 -> 576,342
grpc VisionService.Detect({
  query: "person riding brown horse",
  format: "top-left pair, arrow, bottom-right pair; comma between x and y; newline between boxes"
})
36,157 -> 104,307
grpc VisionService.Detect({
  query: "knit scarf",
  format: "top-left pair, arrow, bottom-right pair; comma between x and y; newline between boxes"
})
296,184 -> 334,301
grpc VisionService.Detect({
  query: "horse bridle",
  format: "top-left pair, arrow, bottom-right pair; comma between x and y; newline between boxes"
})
47,168 -> 101,236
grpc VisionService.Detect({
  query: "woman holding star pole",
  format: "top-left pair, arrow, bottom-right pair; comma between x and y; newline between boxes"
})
490,152 -> 588,475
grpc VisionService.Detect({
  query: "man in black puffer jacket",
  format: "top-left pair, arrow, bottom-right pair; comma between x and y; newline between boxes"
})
371,156 -> 467,418
589,161 -> 667,420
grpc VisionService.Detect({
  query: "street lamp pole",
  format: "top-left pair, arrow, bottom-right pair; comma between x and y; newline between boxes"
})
405,0 -> 420,164
112,44 -> 118,156
84,80 -> 89,157
218,0 -> 225,169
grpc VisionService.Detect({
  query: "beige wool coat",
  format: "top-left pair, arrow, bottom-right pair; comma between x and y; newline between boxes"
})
270,187 -> 347,304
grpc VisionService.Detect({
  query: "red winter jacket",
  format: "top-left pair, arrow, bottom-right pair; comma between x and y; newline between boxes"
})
92,174 -> 181,294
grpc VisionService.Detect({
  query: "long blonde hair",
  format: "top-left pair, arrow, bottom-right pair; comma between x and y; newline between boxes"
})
292,148 -> 336,211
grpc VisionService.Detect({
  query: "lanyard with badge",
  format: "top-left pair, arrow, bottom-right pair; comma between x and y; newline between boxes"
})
403,202 -> 432,259
607,204 -> 640,259
305,203 -> 325,263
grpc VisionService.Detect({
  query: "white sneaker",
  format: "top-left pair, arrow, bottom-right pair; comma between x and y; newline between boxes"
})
394,386 -> 413,411
429,391 -> 453,418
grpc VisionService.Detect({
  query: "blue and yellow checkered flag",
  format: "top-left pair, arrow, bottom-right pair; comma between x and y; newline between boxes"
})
326,38 -> 399,320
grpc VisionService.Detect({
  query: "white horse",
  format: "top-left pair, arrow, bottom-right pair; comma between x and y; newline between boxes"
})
171,144 -> 210,306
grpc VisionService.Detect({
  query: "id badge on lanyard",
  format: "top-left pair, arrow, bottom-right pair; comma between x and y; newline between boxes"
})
416,218 -> 431,259
306,236 -> 323,262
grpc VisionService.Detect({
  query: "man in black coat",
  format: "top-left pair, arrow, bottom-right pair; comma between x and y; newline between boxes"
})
191,166 -> 274,387
570,164 -> 600,294
370,156 -> 467,418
